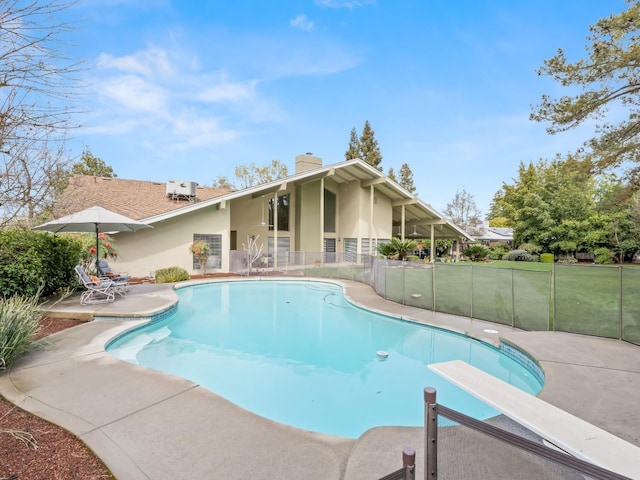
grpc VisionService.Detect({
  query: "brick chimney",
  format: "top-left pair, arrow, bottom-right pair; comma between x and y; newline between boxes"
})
295,153 -> 322,174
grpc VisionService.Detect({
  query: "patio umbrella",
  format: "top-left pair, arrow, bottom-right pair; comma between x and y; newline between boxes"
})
32,206 -> 152,272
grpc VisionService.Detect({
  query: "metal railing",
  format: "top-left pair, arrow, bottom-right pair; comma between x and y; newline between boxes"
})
422,387 -> 632,480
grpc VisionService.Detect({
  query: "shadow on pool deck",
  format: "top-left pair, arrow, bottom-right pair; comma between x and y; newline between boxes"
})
1,278 -> 639,479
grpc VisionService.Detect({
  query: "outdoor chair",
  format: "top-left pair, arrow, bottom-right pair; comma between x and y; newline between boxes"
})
74,265 -> 117,305
97,260 -> 131,293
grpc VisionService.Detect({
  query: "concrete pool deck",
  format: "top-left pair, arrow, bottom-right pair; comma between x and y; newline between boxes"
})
1,278 -> 639,479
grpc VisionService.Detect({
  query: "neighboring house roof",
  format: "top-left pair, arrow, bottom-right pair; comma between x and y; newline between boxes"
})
54,175 -> 230,220
475,227 -> 514,242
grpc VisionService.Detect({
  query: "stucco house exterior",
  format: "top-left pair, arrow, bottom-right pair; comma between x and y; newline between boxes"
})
54,154 -> 472,277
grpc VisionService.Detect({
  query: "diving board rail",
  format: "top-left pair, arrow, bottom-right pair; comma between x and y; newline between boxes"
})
428,360 -> 640,480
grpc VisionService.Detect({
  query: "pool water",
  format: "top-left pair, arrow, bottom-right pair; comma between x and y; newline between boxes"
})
107,281 -> 542,438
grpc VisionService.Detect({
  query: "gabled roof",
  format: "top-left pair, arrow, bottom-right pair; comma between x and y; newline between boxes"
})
54,175 -> 229,220
139,158 -> 474,241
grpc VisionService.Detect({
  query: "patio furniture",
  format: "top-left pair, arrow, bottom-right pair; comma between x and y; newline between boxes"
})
74,265 -> 117,305
97,260 -> 131,293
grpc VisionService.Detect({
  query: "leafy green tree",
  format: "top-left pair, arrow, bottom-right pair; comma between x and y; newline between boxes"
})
345,127 -> 360,160
443,188 -> 482,235
234,160 -> 289,189
398,163 -> 417,194
531,1 -> 640,174
71,149 -> 116,177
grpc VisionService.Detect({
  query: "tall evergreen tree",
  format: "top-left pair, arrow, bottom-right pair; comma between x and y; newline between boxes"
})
359,120 -> 383,171
387,167 -> 397,182
398,163 -> 417,194
345,128 -> 360,160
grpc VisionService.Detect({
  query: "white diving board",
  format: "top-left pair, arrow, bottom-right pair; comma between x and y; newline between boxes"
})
429,360 -> 640,480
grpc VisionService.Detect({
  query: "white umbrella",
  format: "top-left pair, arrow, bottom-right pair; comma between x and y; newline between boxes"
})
32,206 -> 152,272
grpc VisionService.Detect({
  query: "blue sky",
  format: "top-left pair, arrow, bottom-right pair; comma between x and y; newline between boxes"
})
66,0 -> 628,215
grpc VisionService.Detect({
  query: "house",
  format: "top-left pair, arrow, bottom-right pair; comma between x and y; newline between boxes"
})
54,154 -> 473,277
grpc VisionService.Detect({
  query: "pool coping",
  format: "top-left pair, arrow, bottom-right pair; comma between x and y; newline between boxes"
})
2,277 -> 639,479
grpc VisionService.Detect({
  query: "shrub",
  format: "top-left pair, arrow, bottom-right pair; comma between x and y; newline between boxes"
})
487,244 -> 509,260
0,229 -> 83,299
0,294 -> 41,369
540,253 -> 554,263
518,243 -> 541,255
502,249 -> 534,262
593,247 -> 615,265
558,255 -> 578,264
155,266 -> 190,283
463,244 -> 489,261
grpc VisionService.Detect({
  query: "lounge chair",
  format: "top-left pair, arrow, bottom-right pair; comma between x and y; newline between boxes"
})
97,260 -> 132,282
97,260 -> 131,293
74,265 -> 117,305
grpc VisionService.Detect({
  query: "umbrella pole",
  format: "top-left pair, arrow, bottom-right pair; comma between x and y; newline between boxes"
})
95,225 -> 100,274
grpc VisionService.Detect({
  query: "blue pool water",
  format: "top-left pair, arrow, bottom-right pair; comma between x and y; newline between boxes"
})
107,280 -> 542,438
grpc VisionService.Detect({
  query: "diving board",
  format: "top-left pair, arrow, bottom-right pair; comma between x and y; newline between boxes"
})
429,360 -> 640,480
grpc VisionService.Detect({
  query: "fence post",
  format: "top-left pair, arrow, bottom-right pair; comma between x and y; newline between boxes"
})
619,265 -> 623,340
424,387 -> 438,479
403,446 -> 416,480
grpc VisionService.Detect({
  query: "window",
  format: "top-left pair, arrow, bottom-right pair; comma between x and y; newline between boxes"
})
268,193 -> 289,231
324,189 -> 336,233
192,234 -> 222,269
323,238 -> 336,263
344,238 -> 357,262
268,237 -> 290,267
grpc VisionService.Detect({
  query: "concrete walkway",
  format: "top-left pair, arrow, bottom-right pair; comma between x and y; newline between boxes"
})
1,278 -> 639,479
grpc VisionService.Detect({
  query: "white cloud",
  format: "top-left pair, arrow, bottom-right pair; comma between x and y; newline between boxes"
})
290,14 -> 314,31
197,80 -> 258,103
97,48 -> 174,78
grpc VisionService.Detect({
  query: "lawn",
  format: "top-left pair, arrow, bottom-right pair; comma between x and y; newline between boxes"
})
378,260 -> 640,343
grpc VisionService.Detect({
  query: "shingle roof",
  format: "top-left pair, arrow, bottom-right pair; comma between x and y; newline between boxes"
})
54,175 -> 230,220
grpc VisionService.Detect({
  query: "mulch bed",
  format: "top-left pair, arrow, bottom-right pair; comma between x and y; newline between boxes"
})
1,318 -> 115,480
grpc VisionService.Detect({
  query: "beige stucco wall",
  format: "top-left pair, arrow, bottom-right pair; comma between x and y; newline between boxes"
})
230,188 -> 296,256
111,205 -> 229,277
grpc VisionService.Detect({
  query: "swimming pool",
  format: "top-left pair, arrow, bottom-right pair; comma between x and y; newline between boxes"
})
107,280 -> 542,438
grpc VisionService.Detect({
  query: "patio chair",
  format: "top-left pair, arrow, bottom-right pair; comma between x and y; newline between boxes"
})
74,265 -> 117,305
97,260 -> 131,293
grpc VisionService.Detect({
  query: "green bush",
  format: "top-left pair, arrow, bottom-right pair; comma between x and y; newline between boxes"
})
155,266 -> 190,283
540,253 -> 554,263
518,243 -> 541,255
0,229 -> 83,299
558,255 -> 578,264
463,244 -> 489,262
0,294 -> 41,369
487,244 -> 509,260
593,247 -> 615,265
502,249 -> 534,262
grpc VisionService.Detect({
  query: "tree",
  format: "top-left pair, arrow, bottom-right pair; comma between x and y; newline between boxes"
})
344,121 -> 383,170
359,120 -> 383,170
72,149 -> 116,178
531,1 -> 640,174
0,0 -> 82,225
387,167 -> 397,182
345,127 -> 360,160
234,160 -> 289,189
211,176 -> 235,190
443,188 -> 483,235
398,163 -> 417,194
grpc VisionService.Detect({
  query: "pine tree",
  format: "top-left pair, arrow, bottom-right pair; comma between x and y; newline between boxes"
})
345,128 -> 360,160
387,167 -> 397,182
398,163 -> 416,194
359,120 -> 383,171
